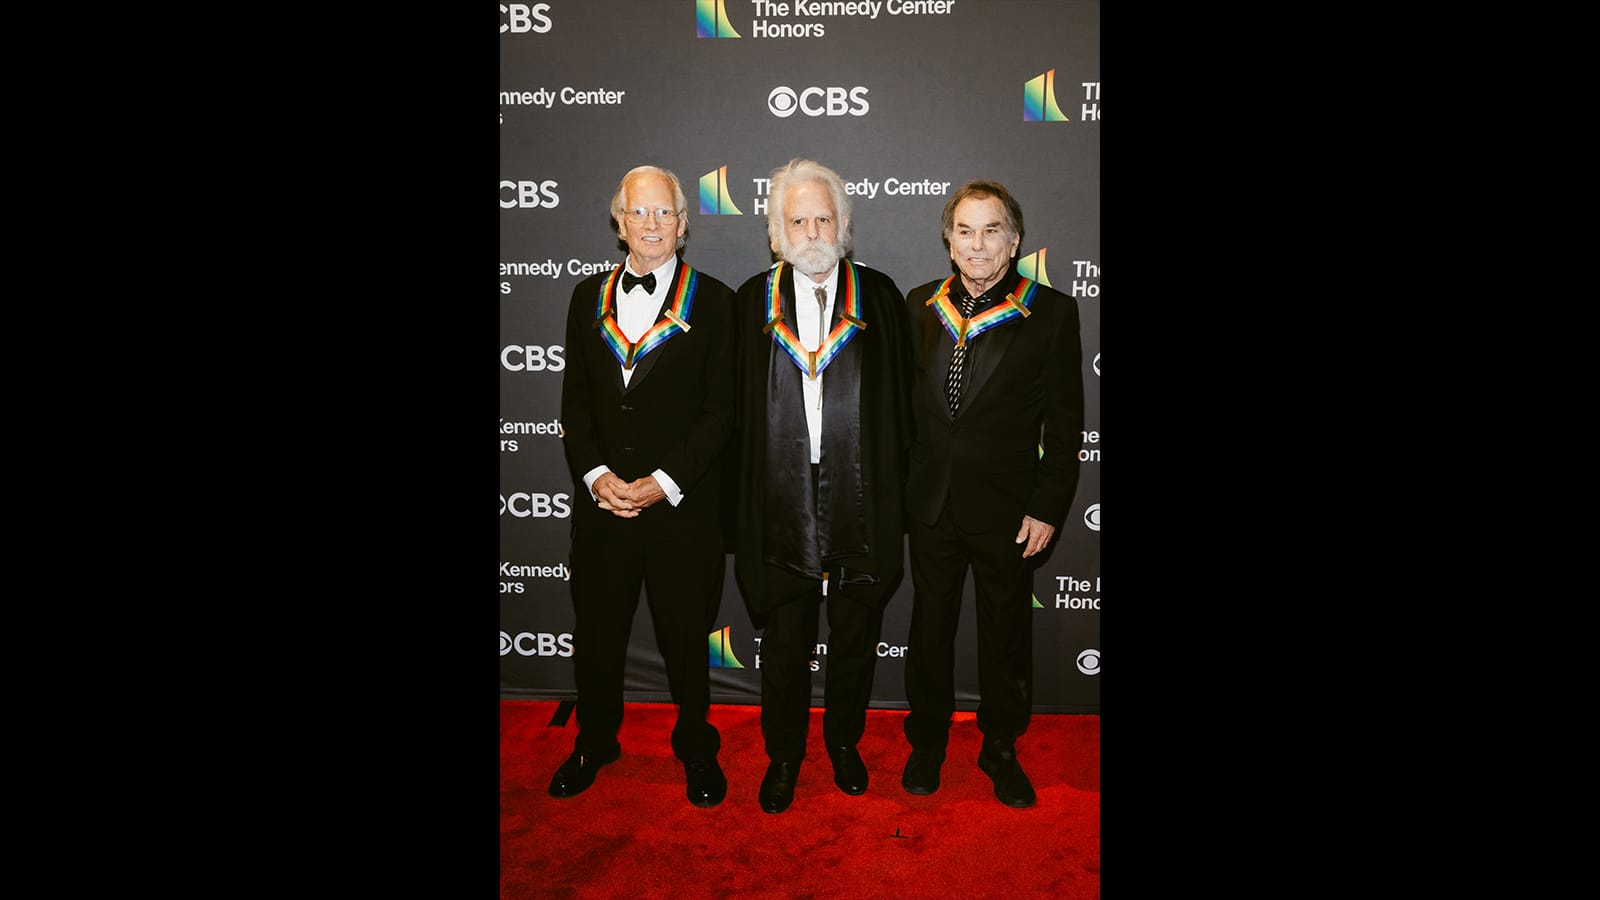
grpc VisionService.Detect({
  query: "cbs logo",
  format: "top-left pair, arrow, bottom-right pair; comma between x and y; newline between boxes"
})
499,3 -> 552,33
1076,648 -> 1100,676
501,493 -> 573,518
501,631 -> 574,657
500,180 -> 560,208
767,86 -> 870,118
501,344 -> 565,372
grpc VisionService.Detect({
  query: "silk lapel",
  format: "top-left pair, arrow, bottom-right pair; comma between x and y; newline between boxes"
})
601,275 -> 629,394
923,302 -> 956,420
959,315 -> 1018,411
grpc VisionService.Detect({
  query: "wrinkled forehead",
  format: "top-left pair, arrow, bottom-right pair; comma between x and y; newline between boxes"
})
784,180 -> 838,218
952,195 -> 1009,229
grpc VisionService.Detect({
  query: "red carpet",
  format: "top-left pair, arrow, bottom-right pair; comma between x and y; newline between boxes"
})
501,700 -> 1099,899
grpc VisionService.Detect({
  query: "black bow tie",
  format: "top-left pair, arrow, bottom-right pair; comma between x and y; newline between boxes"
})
621,271 -> 656,294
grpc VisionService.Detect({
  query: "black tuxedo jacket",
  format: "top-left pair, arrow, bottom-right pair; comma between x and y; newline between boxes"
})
904,268 -> 1084,533
560,258 -> 736,540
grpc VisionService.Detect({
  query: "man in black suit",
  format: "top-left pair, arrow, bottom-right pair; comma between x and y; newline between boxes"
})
550,165 -> 735,808
731,158 -> 913,814
900,180 -> 1084,809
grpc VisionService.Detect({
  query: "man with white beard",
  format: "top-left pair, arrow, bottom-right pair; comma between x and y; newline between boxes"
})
729,158 -> 915,814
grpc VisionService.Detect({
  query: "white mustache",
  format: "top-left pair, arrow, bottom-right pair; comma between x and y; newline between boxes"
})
784,238 -> 842,274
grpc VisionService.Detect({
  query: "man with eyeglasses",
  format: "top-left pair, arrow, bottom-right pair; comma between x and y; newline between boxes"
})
551,165 -> 737,809
899,180 -> 1084,809
729,158 -> 914,814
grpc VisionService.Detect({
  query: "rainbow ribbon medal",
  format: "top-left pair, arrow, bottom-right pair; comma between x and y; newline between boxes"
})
593,264 -> 699,370
926,275 -> 1037,348
762,261 -> 866,379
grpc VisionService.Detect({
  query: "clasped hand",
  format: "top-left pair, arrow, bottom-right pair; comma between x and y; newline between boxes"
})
594,472 -> 666,518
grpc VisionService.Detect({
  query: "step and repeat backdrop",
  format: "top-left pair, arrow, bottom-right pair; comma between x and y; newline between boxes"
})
501,0 -> 1100,713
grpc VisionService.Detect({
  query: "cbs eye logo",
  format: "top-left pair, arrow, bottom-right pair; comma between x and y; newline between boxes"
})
767,86 -> 870,118
1076,648 -> 1099,675
500,493 -> 572,518
501,630 -> 574,657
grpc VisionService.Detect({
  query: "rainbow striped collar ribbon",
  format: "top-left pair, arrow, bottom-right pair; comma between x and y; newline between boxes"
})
593,264 -> 699,370
762,260 -> 866,380
926,275 -> 1037,348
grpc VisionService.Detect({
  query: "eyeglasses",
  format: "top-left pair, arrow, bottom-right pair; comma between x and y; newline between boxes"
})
623,207 -> 681,224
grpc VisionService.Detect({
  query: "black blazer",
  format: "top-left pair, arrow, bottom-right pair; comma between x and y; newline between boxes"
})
560,258 -> 736,539
904,268 -> 1084,533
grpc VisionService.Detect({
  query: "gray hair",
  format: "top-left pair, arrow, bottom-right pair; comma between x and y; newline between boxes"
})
940,179 -> 1024,251
765,158 -> 853,258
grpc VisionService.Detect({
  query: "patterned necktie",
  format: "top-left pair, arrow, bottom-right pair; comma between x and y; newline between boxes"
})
622,271 -> 655,294
814,286 -> 828,347
946,293 -> 977,415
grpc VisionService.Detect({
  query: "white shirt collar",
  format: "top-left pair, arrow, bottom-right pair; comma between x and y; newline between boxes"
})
791,262 -> 839,299
625,255 -> 677,290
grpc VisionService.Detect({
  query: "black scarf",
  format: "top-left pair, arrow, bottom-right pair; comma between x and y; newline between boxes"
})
761,270 -> 867,579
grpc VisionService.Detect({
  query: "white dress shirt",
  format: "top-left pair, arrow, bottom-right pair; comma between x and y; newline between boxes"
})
793,264 -> 839,465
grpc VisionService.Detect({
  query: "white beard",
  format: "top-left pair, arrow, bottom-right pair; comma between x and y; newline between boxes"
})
783,239 -> 842,276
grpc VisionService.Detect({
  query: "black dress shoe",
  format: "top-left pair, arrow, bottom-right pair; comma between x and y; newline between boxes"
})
977,745 -> 1037,808
684,757 -> 727,808
759,760 -> 800,814
901,747 -> 944,795
829,746 -> 868,795
547,745 -> 621,798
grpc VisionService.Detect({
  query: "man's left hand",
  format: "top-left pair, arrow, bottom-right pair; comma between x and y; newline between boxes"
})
620,475 -> 667,509
1015,515 -> 1056,558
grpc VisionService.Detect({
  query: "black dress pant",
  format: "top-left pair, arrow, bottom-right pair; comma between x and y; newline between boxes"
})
903,505 -> 1034,753
757,574 -> 890,763
569,515 -> 723,762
